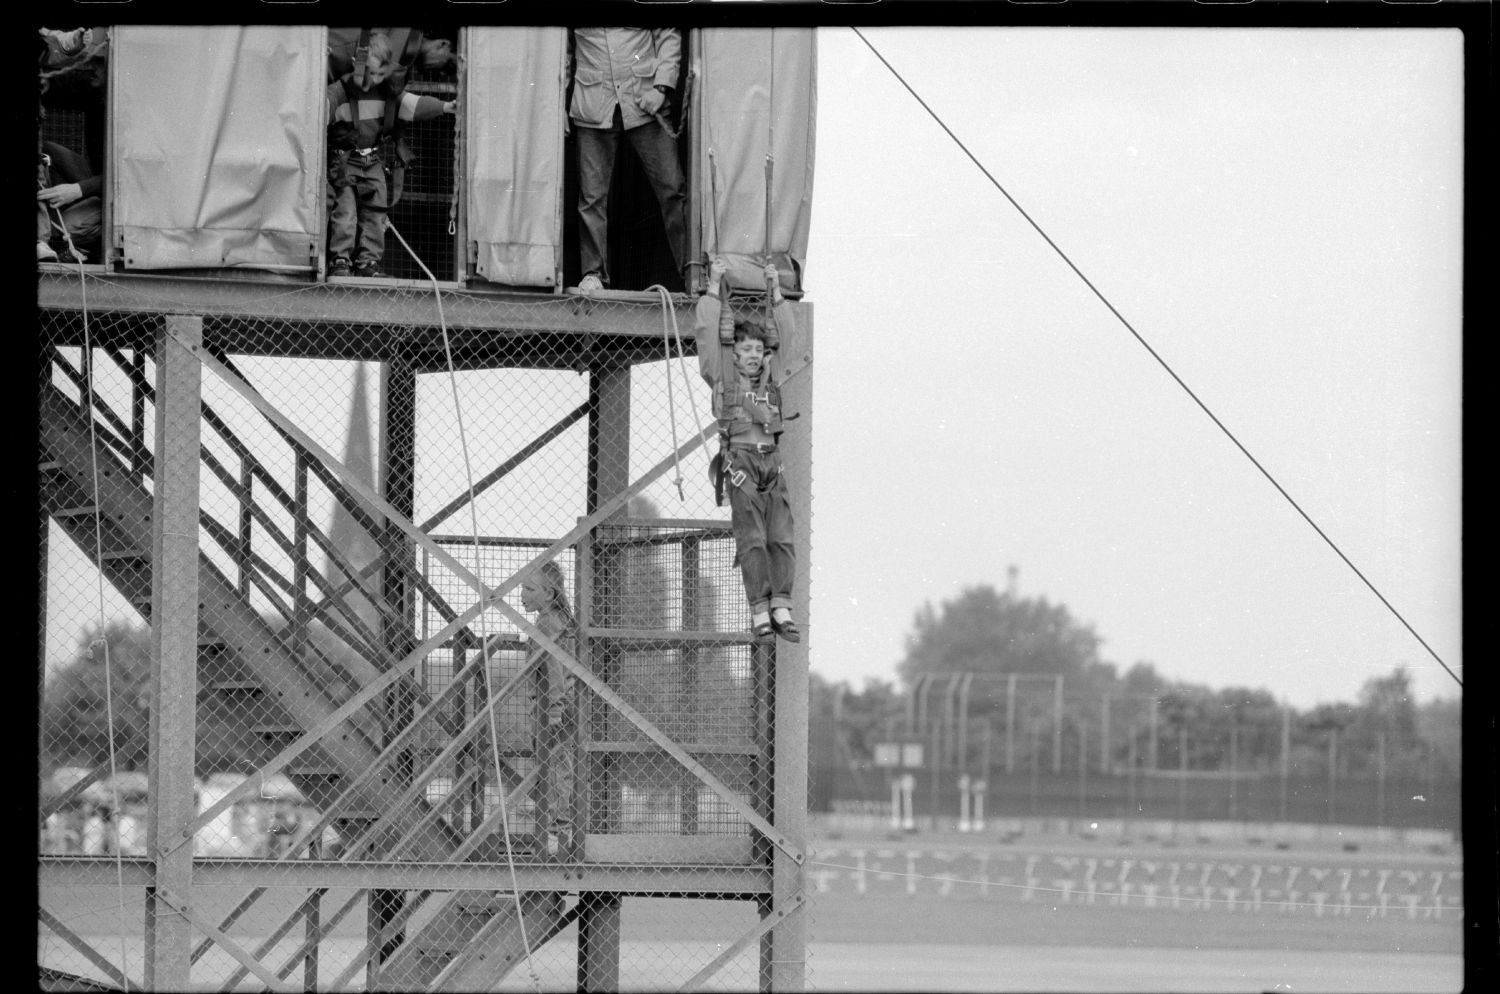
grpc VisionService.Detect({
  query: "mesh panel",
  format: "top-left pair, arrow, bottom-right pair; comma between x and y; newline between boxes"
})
379,54 -> 460,282
39,267 -> 807,991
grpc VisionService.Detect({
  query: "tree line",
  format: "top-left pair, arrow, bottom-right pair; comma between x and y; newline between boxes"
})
41,578 -> 1460,788
812,580 -> 1460,784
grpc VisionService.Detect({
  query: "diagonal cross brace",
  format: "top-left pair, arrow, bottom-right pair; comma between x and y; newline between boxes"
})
678,894 -> 805,993
153,887 -> 298,993
166,329 -> 808,864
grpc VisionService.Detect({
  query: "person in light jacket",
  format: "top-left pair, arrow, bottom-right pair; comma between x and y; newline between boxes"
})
567,27 -> 688,292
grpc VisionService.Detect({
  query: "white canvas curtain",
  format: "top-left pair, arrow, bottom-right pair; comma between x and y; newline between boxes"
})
111,26 -> 325,271
465,28 -> 567,288
694,28 -> 816,295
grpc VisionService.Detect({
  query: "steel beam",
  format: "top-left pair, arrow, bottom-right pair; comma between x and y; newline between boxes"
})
38,271 -> 702,350
767,298 -> 812,991
40,857 -> 771,893
144,314 -> 203,990
577,893 -> 622,993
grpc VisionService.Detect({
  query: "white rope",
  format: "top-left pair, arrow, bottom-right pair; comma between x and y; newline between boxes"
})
51,210 -> 133,991
646,285 -> 711,507
387,220 -> 544,993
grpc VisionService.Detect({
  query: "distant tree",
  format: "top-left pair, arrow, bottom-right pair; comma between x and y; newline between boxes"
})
809,674 -> 906,802
1414,695 -> 1460,781
829,676 -> 906,761
41,621 -> 152,772
1120,661 -> 1167,696
41,610 -> 399,777
1352,667 -> 1420,738
1213,687 -> 1282,767
896,580 -> 1104,687
1346,667 -> 1424,778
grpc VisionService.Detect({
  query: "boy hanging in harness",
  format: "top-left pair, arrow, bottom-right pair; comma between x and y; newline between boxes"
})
695,256 -> 801,643
325,31 -> 455,278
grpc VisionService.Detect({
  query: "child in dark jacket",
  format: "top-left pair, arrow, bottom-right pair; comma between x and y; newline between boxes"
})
325,32 -> 454,277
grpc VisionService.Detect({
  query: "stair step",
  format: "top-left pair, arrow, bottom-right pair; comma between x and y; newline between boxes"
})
52,504 -> 100,519
251,724 -> 302,739
39,459 -> 63,473
287,766 -> 341,778
198,637 -> 228,650
100,549 -> 149,562
207,679 -> 262,694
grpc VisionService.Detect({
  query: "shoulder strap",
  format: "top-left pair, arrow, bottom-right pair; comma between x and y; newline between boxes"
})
353,27 -> 371,89
399,28 -> 424,68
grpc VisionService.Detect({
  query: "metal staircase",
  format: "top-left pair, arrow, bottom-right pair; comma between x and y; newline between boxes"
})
40,345 -> 570,989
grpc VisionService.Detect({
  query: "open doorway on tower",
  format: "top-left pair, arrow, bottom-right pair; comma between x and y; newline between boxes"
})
325,25 -> 462,283
38,26 -> 109,267
561,28 -> 695,295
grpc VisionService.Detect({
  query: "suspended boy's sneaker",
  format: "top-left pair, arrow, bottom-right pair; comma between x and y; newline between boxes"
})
352,259 -> 383,278
38,240 -> 58,263
329,257 -> 352,277
577,272 -> 603,292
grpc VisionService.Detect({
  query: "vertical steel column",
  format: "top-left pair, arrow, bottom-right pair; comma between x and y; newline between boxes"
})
577,893 -> 622,993
131,349 -> 149,484
576,523 -> 597,841
371,359 -> 418,985
580,357 -> 631,987
143,314 -> 202,990
37,391 -> 48,677
679,534 -> 702,834
765,300 -> 811,990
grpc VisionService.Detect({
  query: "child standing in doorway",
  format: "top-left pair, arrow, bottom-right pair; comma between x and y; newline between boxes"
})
325,32 -> 454,278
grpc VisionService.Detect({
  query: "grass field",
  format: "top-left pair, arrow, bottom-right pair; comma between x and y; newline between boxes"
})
39,832 -> 1465,991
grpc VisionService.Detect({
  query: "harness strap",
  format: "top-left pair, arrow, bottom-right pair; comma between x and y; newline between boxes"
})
399,28 -> 424,71
353,26 -> 371,89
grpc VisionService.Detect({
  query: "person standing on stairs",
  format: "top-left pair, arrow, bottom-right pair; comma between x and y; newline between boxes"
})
521,560 -> 582,859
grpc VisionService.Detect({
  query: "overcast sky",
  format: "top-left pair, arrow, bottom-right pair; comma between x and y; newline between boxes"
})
802,27 -> 1462,708
42,25 -> 1462,713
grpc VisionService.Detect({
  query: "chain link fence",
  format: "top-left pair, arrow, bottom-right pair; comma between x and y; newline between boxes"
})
814,673 -> 1458,836
39,270 -> 808,991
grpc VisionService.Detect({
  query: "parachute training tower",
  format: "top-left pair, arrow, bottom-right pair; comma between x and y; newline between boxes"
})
38,25 -> 814,991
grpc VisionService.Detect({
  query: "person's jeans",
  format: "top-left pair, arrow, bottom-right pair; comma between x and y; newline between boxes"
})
39,141 -> 102,259
532,664 -> 579,848
327,151 -> 387,266
576,117 -> 687,284
724,446 -> 796,615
